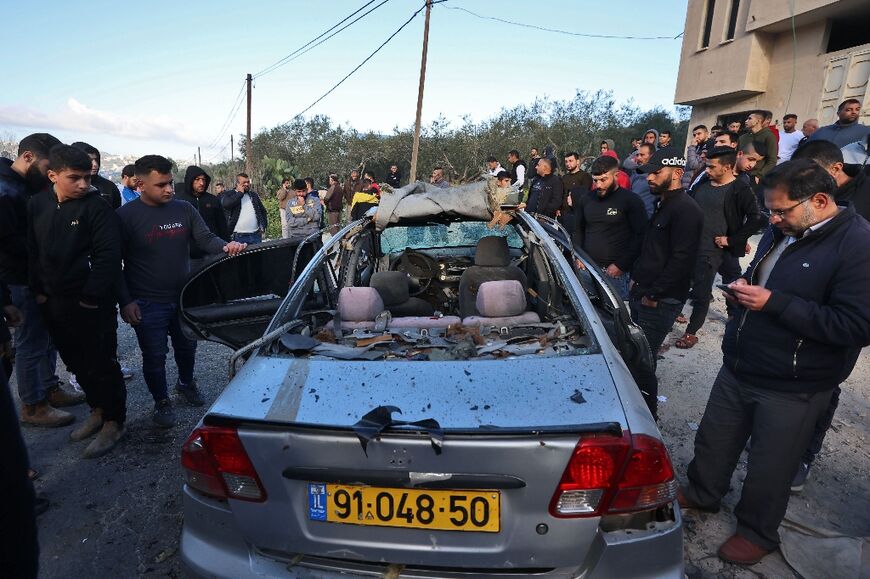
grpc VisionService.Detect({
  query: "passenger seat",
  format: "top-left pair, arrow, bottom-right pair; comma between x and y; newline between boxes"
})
458,236 -> 527,318
461,280 -> 540,326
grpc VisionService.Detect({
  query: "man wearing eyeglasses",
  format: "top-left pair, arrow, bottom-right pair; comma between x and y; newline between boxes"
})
680,159 -> 870,566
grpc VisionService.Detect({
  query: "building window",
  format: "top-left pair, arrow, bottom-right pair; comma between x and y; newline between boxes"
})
700,0 -> 715,49
725,0 -> 740,41
826,13 -> 870,53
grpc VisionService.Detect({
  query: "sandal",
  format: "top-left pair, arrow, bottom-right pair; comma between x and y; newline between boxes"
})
675,314 -> 688,324
675,333 -> 699,349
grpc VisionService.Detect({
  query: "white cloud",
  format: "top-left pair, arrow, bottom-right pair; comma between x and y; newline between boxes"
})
0,98 -> 202,146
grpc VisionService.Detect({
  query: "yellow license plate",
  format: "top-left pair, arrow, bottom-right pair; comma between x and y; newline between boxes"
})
308,483 -> 500,532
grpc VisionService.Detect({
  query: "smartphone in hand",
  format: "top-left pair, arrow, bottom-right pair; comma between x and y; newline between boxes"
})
716,283 -> 736,296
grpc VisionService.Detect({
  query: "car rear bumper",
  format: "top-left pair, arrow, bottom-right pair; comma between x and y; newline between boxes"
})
181,486 -> 683,578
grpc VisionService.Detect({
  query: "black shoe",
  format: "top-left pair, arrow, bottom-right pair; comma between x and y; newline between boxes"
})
152,399 -> 176,428
175,381 -> 204,407
791,461 -> 811,493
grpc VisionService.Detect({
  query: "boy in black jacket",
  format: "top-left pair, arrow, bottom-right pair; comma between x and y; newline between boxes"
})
28,145 -> 126,459
681,160 -> 870,565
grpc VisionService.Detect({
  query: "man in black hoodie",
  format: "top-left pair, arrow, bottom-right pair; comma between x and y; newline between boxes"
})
175,166 -> 229,271
71,141 -> 121,209
28,145 -> 126,459
630,148 -> 704,418
681,160 -> 870,566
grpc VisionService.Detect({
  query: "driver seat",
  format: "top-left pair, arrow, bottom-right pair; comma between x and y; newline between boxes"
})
459,236 -> 527,318
370,271 -> 435,317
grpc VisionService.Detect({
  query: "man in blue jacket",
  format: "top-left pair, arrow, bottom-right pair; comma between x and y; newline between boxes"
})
679,159 -> 870,566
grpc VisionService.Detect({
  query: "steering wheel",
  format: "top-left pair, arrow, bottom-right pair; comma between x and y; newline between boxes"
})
392,249 -> 437,296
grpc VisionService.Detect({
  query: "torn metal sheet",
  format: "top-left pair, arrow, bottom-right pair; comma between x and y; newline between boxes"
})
352,406 -> 444,456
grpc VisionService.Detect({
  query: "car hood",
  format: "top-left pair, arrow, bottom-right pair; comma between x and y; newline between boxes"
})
207,353 -> 627,431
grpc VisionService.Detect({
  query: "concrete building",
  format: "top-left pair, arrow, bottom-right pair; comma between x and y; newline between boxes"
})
675,0 -> 870,140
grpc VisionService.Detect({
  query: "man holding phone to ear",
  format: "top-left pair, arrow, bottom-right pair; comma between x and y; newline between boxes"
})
681,159 -> 870,566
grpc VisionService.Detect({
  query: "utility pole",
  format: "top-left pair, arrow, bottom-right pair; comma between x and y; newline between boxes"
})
197,146 -> 201,166
409,0 -> 432,183
245,73 -> 253,176
230,134 -> 234,163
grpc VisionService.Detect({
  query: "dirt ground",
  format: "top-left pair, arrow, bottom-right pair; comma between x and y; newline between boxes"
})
16,253 -> 870,578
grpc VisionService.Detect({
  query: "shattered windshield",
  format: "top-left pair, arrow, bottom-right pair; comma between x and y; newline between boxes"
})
380,222 -> 523,254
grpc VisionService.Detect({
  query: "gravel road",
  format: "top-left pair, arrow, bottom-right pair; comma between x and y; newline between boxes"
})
18,279 -> 869,578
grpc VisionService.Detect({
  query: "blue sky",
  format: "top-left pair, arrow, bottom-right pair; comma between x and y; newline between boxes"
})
1,0 -> 688,162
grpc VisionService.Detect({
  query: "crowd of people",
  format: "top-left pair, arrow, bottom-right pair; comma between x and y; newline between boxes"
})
2,97 -> 870,574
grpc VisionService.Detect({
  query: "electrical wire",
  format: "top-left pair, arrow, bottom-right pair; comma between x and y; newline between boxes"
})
203,80 -> 247,156
444,5 -> 682,40
253,0 -> 392,79
286,2 -> 427,122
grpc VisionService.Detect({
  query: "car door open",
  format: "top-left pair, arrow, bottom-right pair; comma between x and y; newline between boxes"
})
179,238 -> 315,349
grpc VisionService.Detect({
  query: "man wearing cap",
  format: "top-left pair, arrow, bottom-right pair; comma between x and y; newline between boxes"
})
675,147 -> 764,349
629,147 -> 703,419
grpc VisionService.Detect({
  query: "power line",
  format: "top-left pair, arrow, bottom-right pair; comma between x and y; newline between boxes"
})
444,5 -> 683,40
203,80 -> 247,156
253,0 -> 392,79
287,3 -> 427,122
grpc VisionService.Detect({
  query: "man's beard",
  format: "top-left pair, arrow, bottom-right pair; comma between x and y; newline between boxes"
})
24,163 -> 49,191
648,180 -> 667,195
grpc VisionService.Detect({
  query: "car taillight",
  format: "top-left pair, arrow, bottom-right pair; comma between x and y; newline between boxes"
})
608,434 -> 676,512
181,426 -> 266,502
549,432 -> 675,517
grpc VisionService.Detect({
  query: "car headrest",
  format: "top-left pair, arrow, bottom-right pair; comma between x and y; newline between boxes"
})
370,271 -> 410,306
337,287 -> 384,322
474,236 -> 511,267
476,280 -> 526,318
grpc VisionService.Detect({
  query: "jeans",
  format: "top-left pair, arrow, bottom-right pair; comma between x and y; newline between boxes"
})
41,297 -> 126,424
685,366 -> 833,550
629,296 -> 684,419
10,285 -> 59,405
603,269 -> 630,301
132,300 -> 196,403
232,231 -> 261,245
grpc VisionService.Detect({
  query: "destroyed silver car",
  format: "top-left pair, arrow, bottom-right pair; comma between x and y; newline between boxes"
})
178,180 -> 683,578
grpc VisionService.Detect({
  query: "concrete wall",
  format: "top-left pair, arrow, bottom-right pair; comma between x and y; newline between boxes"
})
675,0 -> 870,147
